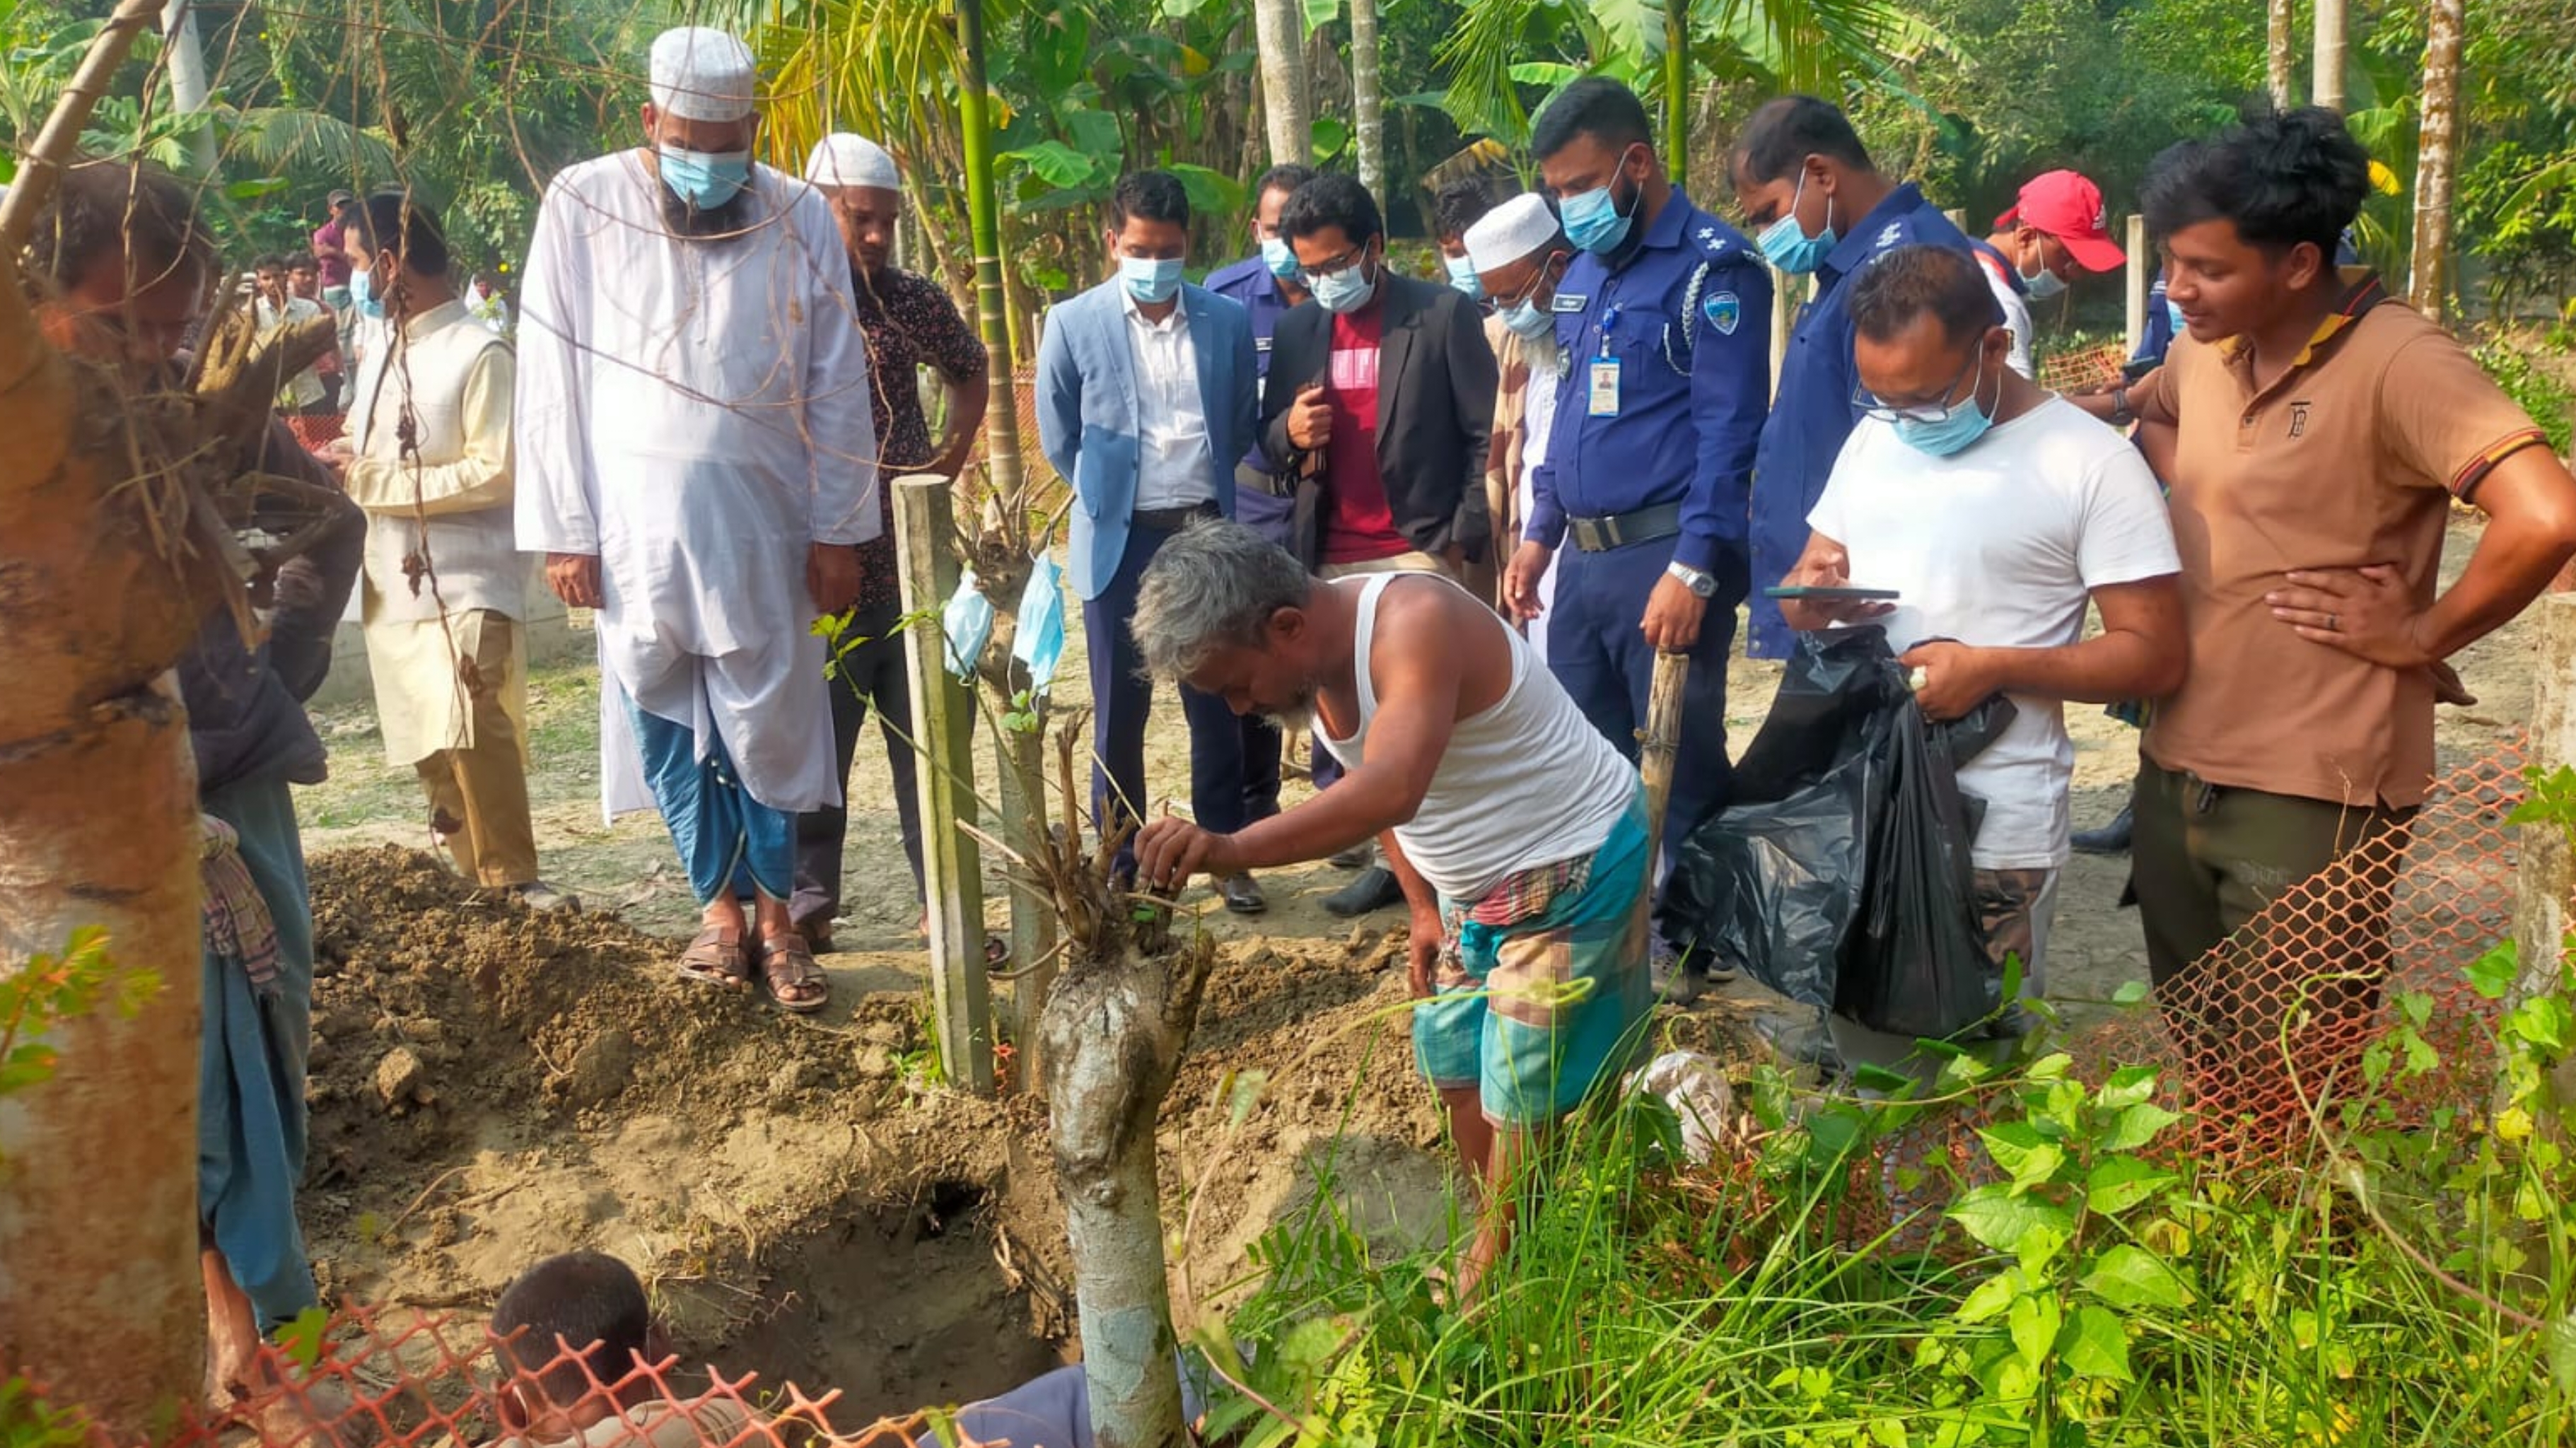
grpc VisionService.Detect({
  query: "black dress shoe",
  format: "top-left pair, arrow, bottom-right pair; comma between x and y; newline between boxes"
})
2073,804 -> 2135,856
1220,872 -> 1268,915
1328,841 -> 1375,870
1324,865 -> 1404,917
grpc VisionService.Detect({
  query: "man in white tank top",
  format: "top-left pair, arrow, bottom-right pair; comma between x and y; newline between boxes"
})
1132,522 -> 1650,1300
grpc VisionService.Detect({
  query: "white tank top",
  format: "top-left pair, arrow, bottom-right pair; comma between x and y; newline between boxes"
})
1318,573 -> 1640,901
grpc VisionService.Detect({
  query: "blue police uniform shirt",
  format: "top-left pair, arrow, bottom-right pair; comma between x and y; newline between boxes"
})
1527,188 -> 1773,577
1747,181 -> 1972,658
1205,254 -> 1298,474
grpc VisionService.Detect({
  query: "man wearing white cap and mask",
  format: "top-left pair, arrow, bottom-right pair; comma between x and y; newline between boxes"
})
1463,192 -> 1572,662
515,25 -> 878,1012
789,132 -> 989,950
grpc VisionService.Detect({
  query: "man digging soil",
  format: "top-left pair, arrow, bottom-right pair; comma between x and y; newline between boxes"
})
1133,520 -> 1651,1300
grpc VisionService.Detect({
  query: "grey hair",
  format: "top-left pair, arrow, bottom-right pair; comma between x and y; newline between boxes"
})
1131,519 -> 1313,681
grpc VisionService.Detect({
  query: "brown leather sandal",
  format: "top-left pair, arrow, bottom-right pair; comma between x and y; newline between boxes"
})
757,933 -> 830,1015
677,924 -> 751,990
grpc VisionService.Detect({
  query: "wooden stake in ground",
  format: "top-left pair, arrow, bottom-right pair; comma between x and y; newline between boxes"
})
2510,592 -> 2576,1123
1639,650 -> 1691,860
894,475 -> 996,1095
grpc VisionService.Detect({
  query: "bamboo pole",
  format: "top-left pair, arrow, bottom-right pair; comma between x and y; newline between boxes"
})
2124,215 -> 2149,358
1640,651 -> 1689,857
2510,594 -> 2576,1122
895,474 -> 995,1095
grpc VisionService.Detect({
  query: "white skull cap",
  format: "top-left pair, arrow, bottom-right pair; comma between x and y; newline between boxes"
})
1463,192 -> 1561,274
805,134 -> 899,189
648,27 -> 757,123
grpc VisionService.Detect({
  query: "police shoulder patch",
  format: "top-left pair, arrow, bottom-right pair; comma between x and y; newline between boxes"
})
1703,290 -> 1742,335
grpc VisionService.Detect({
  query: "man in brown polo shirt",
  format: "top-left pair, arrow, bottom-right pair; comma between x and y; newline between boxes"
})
2082,109 -> 2576,1070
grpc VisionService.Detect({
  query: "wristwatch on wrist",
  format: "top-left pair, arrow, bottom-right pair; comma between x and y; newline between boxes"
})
1665,561 -> 1718,600
2107,385 -> 2136,428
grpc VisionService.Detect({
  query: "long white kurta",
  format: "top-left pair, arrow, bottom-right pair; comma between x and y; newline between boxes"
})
513,153 -> 880,822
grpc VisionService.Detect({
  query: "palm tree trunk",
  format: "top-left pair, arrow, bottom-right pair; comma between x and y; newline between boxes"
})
1662,0 -> 1688,182
2313,0 -> 2348,112
2266,0 -> 2295,107
1352,0 -> 1384,202
1254,0 -> 1310,168
0,0 -> 217,1435
2408,0 -> 2464,322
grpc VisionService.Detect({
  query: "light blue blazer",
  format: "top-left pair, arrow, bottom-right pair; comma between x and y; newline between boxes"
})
1035,279 -> 1259,601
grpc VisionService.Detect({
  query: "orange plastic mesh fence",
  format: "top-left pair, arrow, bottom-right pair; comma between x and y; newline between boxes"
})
2067,739 -> 2534,1158
2036,340 -> 2128,397
155,1301 -> 942,1448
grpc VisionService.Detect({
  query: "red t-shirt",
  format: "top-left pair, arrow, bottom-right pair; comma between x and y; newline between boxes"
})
1320,305 -> 1411,566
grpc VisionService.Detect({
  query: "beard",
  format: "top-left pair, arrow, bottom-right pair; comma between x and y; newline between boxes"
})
657,180 -> 758,242
1260,685 -> 1319,739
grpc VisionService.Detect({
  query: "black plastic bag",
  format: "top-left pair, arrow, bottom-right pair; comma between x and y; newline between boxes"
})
1657,629 -> 1907,1008
1659,629 -> 2017,1032
1836,689 -> 2006,1041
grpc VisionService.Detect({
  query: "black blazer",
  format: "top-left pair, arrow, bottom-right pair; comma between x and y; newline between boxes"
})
1260,270 -> 1497,564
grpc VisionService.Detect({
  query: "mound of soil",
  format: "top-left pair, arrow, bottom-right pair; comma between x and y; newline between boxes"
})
297,848 -> 1448,1424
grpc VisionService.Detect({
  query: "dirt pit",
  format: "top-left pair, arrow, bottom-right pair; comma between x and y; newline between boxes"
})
298,848 -> 1453,1423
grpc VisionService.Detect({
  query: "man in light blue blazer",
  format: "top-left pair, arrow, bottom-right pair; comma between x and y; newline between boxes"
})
1037,170 -> 1264,904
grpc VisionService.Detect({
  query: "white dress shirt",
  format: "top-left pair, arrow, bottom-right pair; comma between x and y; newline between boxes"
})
1121,288 -> 1216,510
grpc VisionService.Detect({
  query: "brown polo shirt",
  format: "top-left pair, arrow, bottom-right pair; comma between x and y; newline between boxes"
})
2143,272 -> 2547,809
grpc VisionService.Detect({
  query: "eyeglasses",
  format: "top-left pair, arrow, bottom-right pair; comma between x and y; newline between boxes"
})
1300,243 -> 1368,282
1853,347 -> 1987,425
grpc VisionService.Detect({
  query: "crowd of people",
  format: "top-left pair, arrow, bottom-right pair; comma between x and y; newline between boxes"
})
24,13 -> 2576,1439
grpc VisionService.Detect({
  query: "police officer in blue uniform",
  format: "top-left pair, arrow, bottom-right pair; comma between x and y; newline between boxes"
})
1502,79 -> 1773,904
1730,94 -> 1975,660
1197,162 -> 1317,911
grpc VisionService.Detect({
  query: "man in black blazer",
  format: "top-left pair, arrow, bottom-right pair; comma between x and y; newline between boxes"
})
1260,172 -> 1499,914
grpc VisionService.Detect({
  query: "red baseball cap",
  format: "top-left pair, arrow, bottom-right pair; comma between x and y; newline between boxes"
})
1994,170 -> 2124,272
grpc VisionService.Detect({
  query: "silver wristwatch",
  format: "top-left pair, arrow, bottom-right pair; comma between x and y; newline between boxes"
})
1665,561 -> 1718,599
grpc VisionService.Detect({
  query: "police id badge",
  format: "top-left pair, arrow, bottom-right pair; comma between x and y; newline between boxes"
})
1588,356 -> 1621,416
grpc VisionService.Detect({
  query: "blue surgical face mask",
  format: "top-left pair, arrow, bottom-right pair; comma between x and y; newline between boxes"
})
1559,146 -> 1643,255
1889,353 -> 1996,459
1500,298 -> 1554,341
350,266 -> 385,320
1756,170 -> 1838,274
1121,255 -> 1184,305
1260,236 -> 1299,281
1445,255 -> 1485,299
2165,298 -> 2187,336
1312,260 -> 1377,315
1010,553 -> 1068,693
2022,252 -> 2068,300
658,145 -> 751,210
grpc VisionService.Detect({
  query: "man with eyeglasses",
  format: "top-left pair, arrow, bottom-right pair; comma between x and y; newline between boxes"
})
1499,80 -> 1772,1003
1730,94 -> 1974,662
1777,245 -> 2184,1082
1262,171 -> 1498,918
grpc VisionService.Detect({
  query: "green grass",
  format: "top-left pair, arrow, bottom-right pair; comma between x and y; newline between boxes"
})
1196,966 -> 2576,1447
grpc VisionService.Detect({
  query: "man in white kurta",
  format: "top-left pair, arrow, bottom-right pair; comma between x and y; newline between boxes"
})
331,190 -> 572,910
513,25 -> 879,1010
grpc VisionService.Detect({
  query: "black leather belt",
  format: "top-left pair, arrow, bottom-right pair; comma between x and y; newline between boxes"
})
1236,463 -> 1296,499
1134,502 -> 1222,531
1567,501 -> 1684,553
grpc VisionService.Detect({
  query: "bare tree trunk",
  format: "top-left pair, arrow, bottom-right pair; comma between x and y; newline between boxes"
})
2313,0 -> 2348,112
1662,0 -> 1689,181
2408,0 -> 2464,322
1351,0 -> 1383,202
1029,733 -> 1216,1448
1254,0 -> 1310,168
0,1 -> 218,1432
2267,0 -> 2295,108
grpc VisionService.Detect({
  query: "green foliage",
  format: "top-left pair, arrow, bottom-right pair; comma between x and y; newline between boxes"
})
1209,923 -> 2576,1444
2473,337 -> 2576,458
0,1375 -> 97,1448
